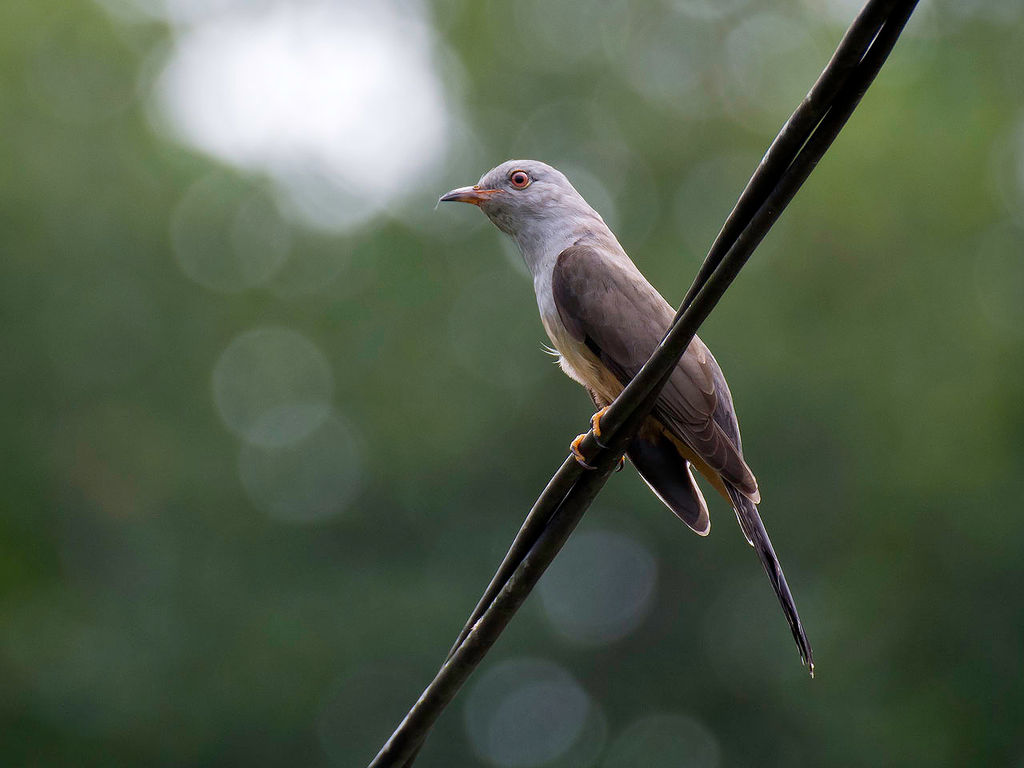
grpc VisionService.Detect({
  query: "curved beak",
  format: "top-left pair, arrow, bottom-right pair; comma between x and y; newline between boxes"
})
438,185 -> 501,206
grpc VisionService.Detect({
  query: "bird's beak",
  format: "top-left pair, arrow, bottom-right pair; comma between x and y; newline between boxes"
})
438,185 -> 501,206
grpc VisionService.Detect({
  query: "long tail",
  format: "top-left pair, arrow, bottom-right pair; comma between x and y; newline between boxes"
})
628,428 -> 711,536
725,485 -> 814,676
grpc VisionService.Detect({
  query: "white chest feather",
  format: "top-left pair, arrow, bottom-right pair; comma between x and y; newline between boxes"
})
534,268 -> 623,404
512,205 -> 627,405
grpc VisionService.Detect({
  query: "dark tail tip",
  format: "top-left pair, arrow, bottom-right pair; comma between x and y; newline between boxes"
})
727,486 -> 814,674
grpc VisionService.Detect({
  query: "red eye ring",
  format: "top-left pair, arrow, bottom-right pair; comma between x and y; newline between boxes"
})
509,170 -> 531,189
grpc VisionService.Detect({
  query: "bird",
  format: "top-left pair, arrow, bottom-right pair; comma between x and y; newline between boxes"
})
440,159 -> 813,673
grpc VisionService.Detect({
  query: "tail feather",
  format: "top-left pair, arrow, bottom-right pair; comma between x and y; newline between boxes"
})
628,430 -> 711,536
725,485 -> 814,675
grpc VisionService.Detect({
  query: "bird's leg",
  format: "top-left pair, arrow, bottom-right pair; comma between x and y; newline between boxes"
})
569,434 -> 597,470
590,406 -> 610,447
571,406 -> 626,471
591,407 -> 626,470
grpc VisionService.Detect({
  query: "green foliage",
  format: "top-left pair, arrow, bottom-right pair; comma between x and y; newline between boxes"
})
1,0 -> 1022,765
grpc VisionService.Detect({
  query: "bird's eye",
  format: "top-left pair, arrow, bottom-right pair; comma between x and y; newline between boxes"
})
509,170 -> 531,189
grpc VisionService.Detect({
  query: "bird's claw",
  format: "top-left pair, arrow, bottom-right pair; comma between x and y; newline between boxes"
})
571,431 -> 626,472
590,406 -> 610,447
570,434 -> 597,470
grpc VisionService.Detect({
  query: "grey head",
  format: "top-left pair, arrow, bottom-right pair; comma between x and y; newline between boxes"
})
440,160 -> 614,268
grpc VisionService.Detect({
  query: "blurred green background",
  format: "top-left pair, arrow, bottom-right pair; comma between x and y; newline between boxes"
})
2,0 -> 1023,765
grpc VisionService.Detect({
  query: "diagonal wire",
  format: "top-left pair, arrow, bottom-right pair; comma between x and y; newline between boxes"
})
444,0 -> 907,672
374,2 -> 919,766
674,0 -> 899,321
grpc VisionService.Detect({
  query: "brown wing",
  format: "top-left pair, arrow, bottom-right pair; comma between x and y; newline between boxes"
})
553,244 -> 813,669
551,244 -> 759,501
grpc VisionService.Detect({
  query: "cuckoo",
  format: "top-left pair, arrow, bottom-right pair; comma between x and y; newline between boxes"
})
441,159 -> 812,671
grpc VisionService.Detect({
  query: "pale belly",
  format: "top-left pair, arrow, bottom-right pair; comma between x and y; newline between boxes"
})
539,312 -> 624,406
541,310 -> 731,501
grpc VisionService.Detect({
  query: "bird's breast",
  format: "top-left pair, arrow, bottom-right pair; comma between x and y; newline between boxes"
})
538,301 -> 623,405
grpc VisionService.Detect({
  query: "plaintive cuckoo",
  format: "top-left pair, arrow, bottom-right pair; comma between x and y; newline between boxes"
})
441,159 -> 812,672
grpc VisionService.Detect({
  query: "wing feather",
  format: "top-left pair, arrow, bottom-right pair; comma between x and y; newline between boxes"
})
552,244 -> 758,500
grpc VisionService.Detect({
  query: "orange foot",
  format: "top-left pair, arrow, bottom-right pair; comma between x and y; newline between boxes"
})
570,433 -> 597,470
590,406 -> 610,446
570,427 -> 626,472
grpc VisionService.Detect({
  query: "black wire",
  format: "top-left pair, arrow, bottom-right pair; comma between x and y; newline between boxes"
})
374,2 -> 919,766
